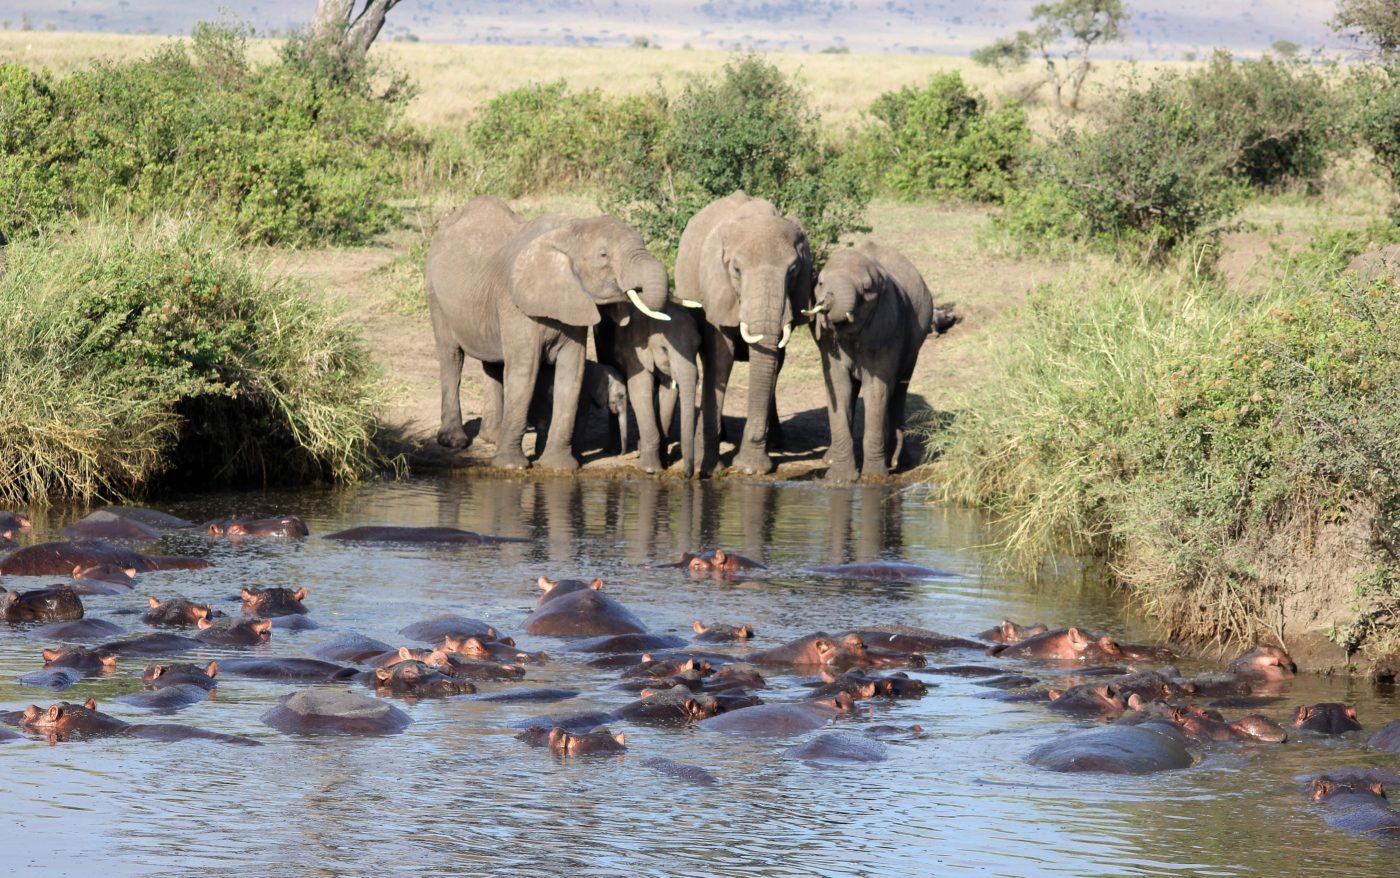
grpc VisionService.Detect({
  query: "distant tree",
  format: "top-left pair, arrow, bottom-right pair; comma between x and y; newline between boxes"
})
310,0 -> 404,56
971,36 -> 1031,71
1333,0 -> 1400,54
1272,39 -> 1303,58
974,0 -> 1128,111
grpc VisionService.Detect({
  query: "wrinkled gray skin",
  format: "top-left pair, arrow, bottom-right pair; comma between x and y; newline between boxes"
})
605,300 -> 702,477
526,361 -> 629,459
427,196 -> 670,470
811,241 -> 936,481
676,191 -> 813,475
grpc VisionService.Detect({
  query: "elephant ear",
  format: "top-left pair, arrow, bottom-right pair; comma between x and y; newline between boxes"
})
698,221 -> 740,327
508,226 -> 601,327
787,219 -> 815,325
861,265 -> 901,350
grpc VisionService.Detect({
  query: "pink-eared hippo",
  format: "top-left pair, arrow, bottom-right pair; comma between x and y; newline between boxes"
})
324,526 -> 530,544
1046,683 -> 1140,718
42,646 -> 118,674
1226,646 -> 1298,689
143,661 -> 219,691
195,617 -> 272,646
517,725 -> 626,756
98,633 -> 201,657
4,586 -> 84,623
116,684 -> 213,711
1026,724 -> 1198,774
70,564 -> 138,595
398,615 -> 501,643
20,698 -> 257,745
240,586 -> 308,617
811,668 -> 928,700
521,587 -> 647,638
143,596 -> 215,627
1309,770 -> 1400,837
808,561 -> 955,581
695,693 -> 858,737
1291,703 -> 1363,735
203,515 -> 309,538
655,549 -> 766,575
615,685 -> 723,725
371,659 -> 477,696
746,632 -> 873,671
566,633 -> 685,653
785,732 -> 889,766
693,621 -> 755,643
535,576 -> 604,608
1,510 -> 33,536
0,541 -> 209,576
421,648 -> 527,681
261,689 -> 412,736
440,634 -> 549,664
990,627 -> 1161,663
976,619 -> 1050,644
840,624 -> 980,656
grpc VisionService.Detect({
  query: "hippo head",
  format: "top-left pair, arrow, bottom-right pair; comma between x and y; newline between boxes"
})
1227,646 -> 1297,681
535,576 -> 604,608
22,698 -> 98,731
1066,627 -> 1124,660
148,595 -> 211,624
1291,702 -> 1361,732
546,726 -> 626,756
876,672 -> 928,699
142,661 -> 218,687
817,634 -> 872,670
239,587 -> 308,616
74,564 -> 138,585
42,646 -> 117,672
1231,713 -> 1287,743
1310,777 -> 1386,803
202,519 -> 231,535
992,619 -> 1048,644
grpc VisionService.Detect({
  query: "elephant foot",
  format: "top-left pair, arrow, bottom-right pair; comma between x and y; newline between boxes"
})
638,449 -> 664,475
479,423 -> 500,446
491,449 -> 531,470
436,427 -> 471,450
826,460 -> 860,484
681,458 -> 696,480
862,458 -> 890,480
732,447 -> 775,476
536,449 -> 581,472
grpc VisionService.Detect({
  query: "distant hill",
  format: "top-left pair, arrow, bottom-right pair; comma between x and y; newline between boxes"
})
3,0 -> 1344,58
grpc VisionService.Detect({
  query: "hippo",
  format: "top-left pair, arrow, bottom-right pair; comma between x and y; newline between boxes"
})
746,632 -> 872,671
471,688 -> 580,704
219,658 -> 356,681
1309,771 -> 1400,837
70,564 -> 138,595
0,510 -> 33,535
1026,724 -> 1198,774
1291,703 -> 1363,735
615,685 -> 723,725
398,615 -> 500,643
705,664 -> 767,692
693,621 -> 755,643
143,661 -> 219,691
143,596 -> 215,627
517,725 -> 626,756
439,634 -> 548,664
423,649 -> 527,681
42,645 -> 117,673
1226,646 -> 1297,686
240,586 -> 308,617
1108,669 -> 1197,701
509,711 -> 618,734
323,526 -> 529,544
95,507 -> 192,529
17,667 -> 87,691
19,698 -> 257,745
4,585 -> 84,623
785,732 -> 889,766
812,669 -> 928,700
566,633 -> 685,653
976,619 -> 1050,644
641,756 -> 719,785
1370,720 -> 1400,753
656,549 -> 766,575
307,632 -> 395,664
1173,708 -> 1286,743
0,541 -> 209,576
372,659 -> 476,696
61,511 -> 162,541
991,627 -> 1143,663
195,617 -> 272,646
261,689 -> 412,735
534,576 -> 603,608
99,633 -> 201,657
808,561 -> 955,581
521,588 -> 647,638
839,624 -> 981,656
695,694 -> 857,737
203,515 -> 309,538
623,656 -> 713,681
1046,683 -> 1136,718
116,685 -> 212,711
28,618 -> 125,641
864,724 -> 926,739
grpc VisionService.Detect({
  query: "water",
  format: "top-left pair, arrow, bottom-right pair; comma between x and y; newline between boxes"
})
1,477 -> 1397,877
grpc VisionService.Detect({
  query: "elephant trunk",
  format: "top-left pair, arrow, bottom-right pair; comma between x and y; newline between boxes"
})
616,395 -> 630,455
738,269 -> 791,348
825,283 -> 858,327
619,251 -> 670,319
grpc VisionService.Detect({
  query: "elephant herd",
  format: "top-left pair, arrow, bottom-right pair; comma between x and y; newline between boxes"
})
427,190 -> 955,480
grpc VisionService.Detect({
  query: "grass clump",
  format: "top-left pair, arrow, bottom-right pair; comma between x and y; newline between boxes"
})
0,219 -> 391,504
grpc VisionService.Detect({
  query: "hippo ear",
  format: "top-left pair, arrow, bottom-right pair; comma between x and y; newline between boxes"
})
589,578 -> 604,591
239,588 -> 255,601
205,661 -> 218,678
547,727 -> 570,751
254,620 -> 272,634
613,731 -> 625,746
42,648 -> 60,662
537,576 -> 555,593
819,668 -> 838,683
464,637 -> 485,653
293,587 -> 308,601
426,649 -> 448,666
101,653 -> 117,668
693,620 -> 706,634
813,638 -> 835,660
1066,627 -> 1091,649
1126,693 -> 1144,710
509,225 -> 601,327
500,636 -> 516,647
683,698 -> 700,717
682,659 -> 696,673
1346,705 -> 1358,720
1048,689 -> 1063,701
999,619 -> 1018,640
1371,781 -> 1386,797
147,596 -> 161,609
639,687 -> 658,699
397,646 -> 414,660
738,625 -> 754,639
48,704 -> 62,720
835,691 -> 855,711
197,617 -> 213,630
375,667 -> 392,682
84,697 -> 96,711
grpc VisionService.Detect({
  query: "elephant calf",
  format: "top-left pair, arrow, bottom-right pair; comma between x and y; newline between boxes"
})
608,300 -> 701,477
809,241 -> 949,482
528,361 -> 629,458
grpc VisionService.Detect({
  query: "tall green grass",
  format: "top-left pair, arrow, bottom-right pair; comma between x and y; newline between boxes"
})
0,219 -> 393,504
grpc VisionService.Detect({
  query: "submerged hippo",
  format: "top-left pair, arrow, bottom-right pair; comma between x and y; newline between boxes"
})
372,660 -> 476,697
566,633 -> 684,654
1370,720 -> 1400,753
61,510 -> 163,541
307,632 -> 395,664
203,515 -> 309,538
323,526 -> 529,545
693,621 -> 755,643
839,624 -> 980,656
29,618 -> 125,641
42,645 -> 118,674
746,632 -> 872,671
143,661 -> 219,691
641,756 -> 719,785
534,576 -> 604,608
1046,683 -> 1137,718
98,633 -> 201,657
240,586 -> 308,617
1292,703 -> 1363,735
1309,770 -> 1400,837
695,694 -> 856,738
398,615 -> 500,643
143,596 -> 215,627
812,668 -> 928,700
1226,646 -> 1298,687
1026,724 -> 1198,774
521,588 -> 647,638
19,698 -> 257,745
808,561 -> 956,581
439,634 -> 547,664
70,564 -> 138,595
17,666 -> 88,691
95,506 -> 192,529
655,549 -> 766,575
4,586 -> 84,623
0,510 -> 33,535
0,541 -> 209,576
261,689 -> 411,736
517,725 -> 626,756
614,685 -> 723,726
991,627 -> 1159,663
219,658 -> 355,682
976,619 -> 1050,644
195,617 -> 272,646
785,732 -> 889,766
117,685 -> 213,711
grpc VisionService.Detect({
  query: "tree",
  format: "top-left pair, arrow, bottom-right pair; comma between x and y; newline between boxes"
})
310,0 -> 404,56
974,0 -> 1128,111
1333,0 -> 1400,54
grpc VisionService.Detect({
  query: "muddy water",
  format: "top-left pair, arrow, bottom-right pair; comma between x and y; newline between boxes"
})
1,477 -> 1398,877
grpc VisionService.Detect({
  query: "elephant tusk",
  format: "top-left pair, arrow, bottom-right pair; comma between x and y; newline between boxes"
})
678,298 -> 704,309
844,312 -> 854,323
800,303 -> 829,317
739,322 -> 764,345
627,289 -> 671,322
778,323 -> 793,349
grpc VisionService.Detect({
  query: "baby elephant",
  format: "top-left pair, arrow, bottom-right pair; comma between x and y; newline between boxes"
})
809,241 -> 953,482
608,300 -> 702,477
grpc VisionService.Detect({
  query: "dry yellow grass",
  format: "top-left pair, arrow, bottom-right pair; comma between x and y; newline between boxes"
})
0,30 -> 1190,132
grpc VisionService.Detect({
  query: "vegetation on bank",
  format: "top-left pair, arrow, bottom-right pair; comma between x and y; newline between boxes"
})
0,220 -> 391,505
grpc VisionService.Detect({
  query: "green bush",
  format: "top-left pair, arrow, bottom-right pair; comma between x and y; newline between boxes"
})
1350,61 -> 1400,220
606,55 -> 869,261
0,220 -> 392,503
849,72 -> 1030,202
0,23 -> 412,245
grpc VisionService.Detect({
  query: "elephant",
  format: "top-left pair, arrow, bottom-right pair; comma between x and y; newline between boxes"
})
427,196 -> 671,470
526,360 -> 629,459
807,240 -> 942,481
675,191 -> 813,475
606,300 -> 702,476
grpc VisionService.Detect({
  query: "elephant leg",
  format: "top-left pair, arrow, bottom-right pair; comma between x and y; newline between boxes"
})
767,346 -> 787,449
480,361 -> 504,446
699,325 -> 735,476
734,346 -> 778,475
628,368 -> 663,474
824,352 -> 859,483
860,372 -> 893,479
675,355 -> 698,479
430,298 -> 471,449
494,348 -> 540,470
536,335 -> 585,471
658,378 -> 678,444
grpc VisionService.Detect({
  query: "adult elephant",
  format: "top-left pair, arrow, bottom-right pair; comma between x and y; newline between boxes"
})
675,191 -> 813,475
427,196 -> 671,470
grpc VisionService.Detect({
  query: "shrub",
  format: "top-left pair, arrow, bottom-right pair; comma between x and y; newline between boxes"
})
0,23 -> 411,245
606,55 -> 869,261
1349,61 -> 1400,221
0,220 -> 392,504
848,72 -> 1030,202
